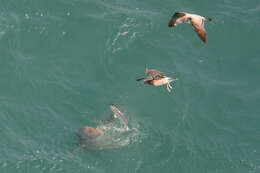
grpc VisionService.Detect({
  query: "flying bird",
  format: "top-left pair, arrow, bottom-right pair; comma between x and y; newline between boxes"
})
168,12 -> 212,43
136,68 -> 178,93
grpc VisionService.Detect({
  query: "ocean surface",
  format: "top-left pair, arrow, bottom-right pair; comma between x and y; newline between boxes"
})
0,0 -> 259,172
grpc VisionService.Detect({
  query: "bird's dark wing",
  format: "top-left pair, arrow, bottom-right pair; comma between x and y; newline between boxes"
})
146,68 -> 166,80
191,19 -> 207,43
168,12 -> 186,27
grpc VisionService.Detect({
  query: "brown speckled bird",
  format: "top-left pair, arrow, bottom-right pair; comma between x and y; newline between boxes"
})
137,68 -> 178,93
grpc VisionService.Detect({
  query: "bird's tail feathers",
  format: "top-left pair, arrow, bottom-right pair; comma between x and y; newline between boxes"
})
168,77 -> 179,82
136,77 -> 145,81
206,18 -> 212,22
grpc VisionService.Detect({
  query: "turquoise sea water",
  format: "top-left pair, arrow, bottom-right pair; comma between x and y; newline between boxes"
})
0,0 -> 259,172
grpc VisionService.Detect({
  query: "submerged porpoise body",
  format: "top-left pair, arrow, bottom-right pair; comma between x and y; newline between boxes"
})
73,104 -> 129,153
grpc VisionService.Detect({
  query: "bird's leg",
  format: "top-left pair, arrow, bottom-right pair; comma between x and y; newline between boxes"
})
166,83 -> 171,93
168,83 -> 173,89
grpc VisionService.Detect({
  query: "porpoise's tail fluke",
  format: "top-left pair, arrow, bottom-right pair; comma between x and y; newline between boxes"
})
109,104 -> 129,130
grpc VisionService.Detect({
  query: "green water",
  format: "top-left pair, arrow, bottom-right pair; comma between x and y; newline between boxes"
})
0,0 -> 259,172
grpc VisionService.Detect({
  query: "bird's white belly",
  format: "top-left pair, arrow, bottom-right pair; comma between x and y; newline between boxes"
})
153,78 -> 168,86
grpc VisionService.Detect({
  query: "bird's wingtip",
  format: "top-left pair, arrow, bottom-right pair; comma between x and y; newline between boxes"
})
109,103 -> 115,106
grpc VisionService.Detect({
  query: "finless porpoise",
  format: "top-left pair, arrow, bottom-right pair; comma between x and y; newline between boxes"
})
73,104 -> 128,153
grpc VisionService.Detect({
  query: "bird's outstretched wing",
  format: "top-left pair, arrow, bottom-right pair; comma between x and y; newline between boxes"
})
190,19 -> 207,43
146,68 -> 166,80
168,12 -> 186,27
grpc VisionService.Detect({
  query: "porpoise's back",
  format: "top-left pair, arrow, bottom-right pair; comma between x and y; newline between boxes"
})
76,126 -> 104,140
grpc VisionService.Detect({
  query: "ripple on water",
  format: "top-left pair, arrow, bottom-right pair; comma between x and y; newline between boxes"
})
1,147 -> 66,172
101,13 -> 152,82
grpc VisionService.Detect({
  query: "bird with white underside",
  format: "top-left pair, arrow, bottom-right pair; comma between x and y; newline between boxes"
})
168,12 -> 212,43
136,68 -> 178,93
